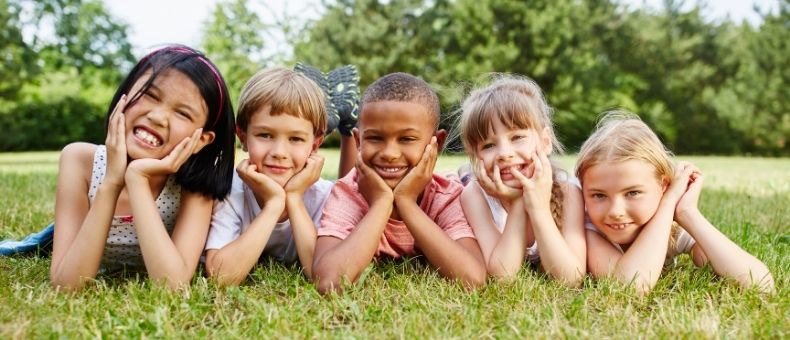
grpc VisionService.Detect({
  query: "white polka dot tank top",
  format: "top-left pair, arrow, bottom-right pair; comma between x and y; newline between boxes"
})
88,145 -> 181,269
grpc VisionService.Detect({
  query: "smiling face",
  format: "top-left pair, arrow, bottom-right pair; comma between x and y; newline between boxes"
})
474,118 -> 549,188
240,106 -> 321,187
582,160 -> 667,245
354,100 -> 442,189
124,69 -> 214,160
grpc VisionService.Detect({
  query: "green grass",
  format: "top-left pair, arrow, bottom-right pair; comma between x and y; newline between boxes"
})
1,150 -> 788,337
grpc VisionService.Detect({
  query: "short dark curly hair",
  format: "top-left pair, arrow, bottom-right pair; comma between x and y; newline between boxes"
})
361,72 -> 440,126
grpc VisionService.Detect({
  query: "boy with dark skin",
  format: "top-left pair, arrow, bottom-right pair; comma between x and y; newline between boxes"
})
312,73 -> 486,293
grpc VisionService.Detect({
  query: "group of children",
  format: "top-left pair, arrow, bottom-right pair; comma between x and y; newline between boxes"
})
47,45 -> 774,294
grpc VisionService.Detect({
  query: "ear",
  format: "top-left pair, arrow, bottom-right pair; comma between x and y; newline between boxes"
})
540,127 -> 552,154
311,135 -> 324,154
660,176 -> 670,193
193,130 -> 216,154
434,129 -> 448,152
237,127 -> 248,152
352,127 -> 361,150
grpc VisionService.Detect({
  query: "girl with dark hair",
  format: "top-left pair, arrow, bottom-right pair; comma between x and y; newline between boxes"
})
49,45 -> 235,291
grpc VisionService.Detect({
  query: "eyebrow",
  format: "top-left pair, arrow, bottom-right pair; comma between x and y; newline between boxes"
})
248,124 -> 311,135
585,185 -> 644,193
363,127 -> 422,134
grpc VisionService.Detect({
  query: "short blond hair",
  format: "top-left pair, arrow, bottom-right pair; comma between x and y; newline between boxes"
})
237,67 -> 326,136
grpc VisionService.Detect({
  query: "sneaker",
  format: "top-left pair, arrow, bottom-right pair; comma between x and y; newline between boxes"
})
327,65 -> 360,136
294,62 -> 339,134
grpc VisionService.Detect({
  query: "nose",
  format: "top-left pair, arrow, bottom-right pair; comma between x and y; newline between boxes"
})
379,140 -> 400,162
270,138 -> 288,159
607,197 -> 626,220
146,106 -> 169,127
496,142 -> 515,162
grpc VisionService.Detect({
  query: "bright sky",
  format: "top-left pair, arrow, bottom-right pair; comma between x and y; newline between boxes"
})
104,0 -> 780,56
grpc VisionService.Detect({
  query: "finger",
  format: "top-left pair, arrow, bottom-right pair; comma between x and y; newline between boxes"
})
531,151 -> 543,180
510,163 -> 531,187
491,163 -> 506,191
474,161 -> 496,191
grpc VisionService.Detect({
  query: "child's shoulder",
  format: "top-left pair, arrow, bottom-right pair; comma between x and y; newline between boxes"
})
60,142 -> 99,160
427,172 -> 464,196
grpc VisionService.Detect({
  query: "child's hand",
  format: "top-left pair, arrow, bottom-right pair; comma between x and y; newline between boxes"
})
105,94 -> 129,187
511,149 -> 553,213
663,161 -> 697,203
474,159 -> 522,205
394,136 -> 438,202
237,159 -> 286,204
356,152 -> 393,206
284,154 -> 325,197
676,169 -> 703,219
126,128 -> 204,181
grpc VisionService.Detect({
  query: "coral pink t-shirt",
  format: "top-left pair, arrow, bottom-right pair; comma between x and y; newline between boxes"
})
317,169 -> 475,258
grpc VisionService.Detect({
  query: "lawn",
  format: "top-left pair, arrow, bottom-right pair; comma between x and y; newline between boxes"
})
1,149 -> 788,338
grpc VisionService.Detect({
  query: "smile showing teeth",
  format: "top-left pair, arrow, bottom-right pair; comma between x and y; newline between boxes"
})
377,166 -> 406,173
606,222 -> 631,230
134,128 -> 162,147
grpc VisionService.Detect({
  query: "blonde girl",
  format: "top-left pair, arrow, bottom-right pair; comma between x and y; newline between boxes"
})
576,111 -> 774,294
459,76 -> 586,287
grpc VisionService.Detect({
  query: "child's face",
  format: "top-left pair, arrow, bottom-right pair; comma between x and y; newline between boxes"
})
474,118 -> 550,188
124,69 -> 215,160
582,160 -> 667,245
239,106 -> 322,187
354,100 -> 444,189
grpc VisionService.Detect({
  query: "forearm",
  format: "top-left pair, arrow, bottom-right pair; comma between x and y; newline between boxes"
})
209,203 -> 284,286
487,207 -> 529,279
529,210 -> 584,287
396,198 -> 486,286
338,135 -> 357,178
678,210 -> 774,292
126,179 -> 193,288
286,195 -> 318,279
614,201 -> 675,293
51,183 -> 122,290
313,199 -> 391,284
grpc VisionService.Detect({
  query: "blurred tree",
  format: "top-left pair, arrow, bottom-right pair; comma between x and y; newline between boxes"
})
1,0 -> 134,151
201,0 -> 266,106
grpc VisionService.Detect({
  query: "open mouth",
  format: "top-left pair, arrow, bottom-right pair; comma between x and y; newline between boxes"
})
374,165 -> 408,179
498,164 -> 526,178
605,222 -> 633,230
133,127 -> 163,147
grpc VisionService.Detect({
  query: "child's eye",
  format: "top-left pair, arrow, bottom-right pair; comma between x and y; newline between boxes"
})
591,193 -> 606,199
290,136 -> 305,143
512,134 -> 526,141
626,190 -> 642,197
481,143 -> 495,150
143,91 -> 159,101
176,111 -> 192,120
365,136 -> 383,142
256,133 -> 272,139
400,136 -> 417,143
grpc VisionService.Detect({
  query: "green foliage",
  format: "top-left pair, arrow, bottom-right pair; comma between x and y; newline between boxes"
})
201,0 -> 267,106
1,0 -> 133,151
293,0 -> 788,155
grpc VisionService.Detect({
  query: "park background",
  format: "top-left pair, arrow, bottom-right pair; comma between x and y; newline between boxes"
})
1,0 -> 788,338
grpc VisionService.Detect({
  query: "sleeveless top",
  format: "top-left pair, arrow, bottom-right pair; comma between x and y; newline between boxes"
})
479,187 -> 541,264
87,145 -> 181,270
